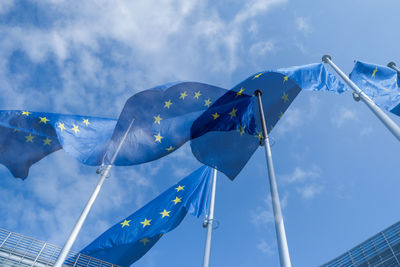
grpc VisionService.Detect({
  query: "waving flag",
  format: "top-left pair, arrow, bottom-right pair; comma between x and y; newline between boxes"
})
1,63 -> 347,179
0,110 -> 116,179
350,61 -> 400,116
80,166 -> 213,266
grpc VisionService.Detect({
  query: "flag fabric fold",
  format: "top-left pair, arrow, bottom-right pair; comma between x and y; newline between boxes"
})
0,110 -> 116,179
80,165 -> 213,266
349,61 -> 400,116
1,63 -> 349,179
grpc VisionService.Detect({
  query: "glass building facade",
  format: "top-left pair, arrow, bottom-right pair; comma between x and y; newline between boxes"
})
0,227 -> 119,267
322,221 -> 400,267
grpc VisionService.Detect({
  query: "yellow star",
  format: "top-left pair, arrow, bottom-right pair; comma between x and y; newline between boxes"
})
120,219 -> 131,228
140,218 -> 151,228
43,137 -> 52,145
154,115 -> 163,124
180,91 -> 188,100
58,122 -> 66,132
255,132 -> 264,142
252,73 -> 263,79
279,112 -> 284,119
282,93 -> 289,103
25,134 -> 34,143
21,111 -> 30,116
283,76 -> 289,83
270,125 -> 274,132
175,185 -> 185,192
39,117 -> 49,124
140,238 -> 150,246
372,67 -> 378,78
160,209 -> 171,218
164,100 -> 172,109
204,99 -> 212,107
229,108 -> 237,119
166,146 -> 174,152
13,129 -> 20,132
236,88 -> 244,98
82,119 -> 90,126
238,125 -> 246,136
172,196 -> 182,205
212,112 -> 220,120
72,124 -> 80,134
194,91 -> 202,99
154,132 -> 163,143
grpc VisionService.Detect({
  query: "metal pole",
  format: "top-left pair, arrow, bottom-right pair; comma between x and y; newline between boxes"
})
254,90 -> 291,267
388,61 -> 400,74
202,168 -> 217,267
322,55 -> 400,142
54,119 -> 135,267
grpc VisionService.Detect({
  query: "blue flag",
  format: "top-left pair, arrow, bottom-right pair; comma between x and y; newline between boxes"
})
80,166 -> 213,266
350,61 -> 400,116
0,64 -> 347,179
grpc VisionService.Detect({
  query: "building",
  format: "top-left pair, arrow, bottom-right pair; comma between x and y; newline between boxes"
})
322,221 -> 400,267
0,227 -> 119,266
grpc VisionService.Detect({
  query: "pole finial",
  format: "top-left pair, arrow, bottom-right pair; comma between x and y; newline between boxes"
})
254,90 -> 262,97
322,55 -> 332,63
388,62 -> 397,68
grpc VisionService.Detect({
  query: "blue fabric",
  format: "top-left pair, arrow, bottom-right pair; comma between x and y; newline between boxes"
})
103,82 -> 259,181
277,63 -> 348,93
349,61 -> 400,116
0,110 -> 116,179
80,165 -> 213,266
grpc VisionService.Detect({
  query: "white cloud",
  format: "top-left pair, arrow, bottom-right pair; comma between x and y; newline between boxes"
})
331,107 -> 358,128
295,17 -> 311,34
280,166 -> 321,184
257,239 -> 275,254
0,0 -> 14,14
250,193 -> 288,227
250,40 -> 275,58
296,184 -> 323,199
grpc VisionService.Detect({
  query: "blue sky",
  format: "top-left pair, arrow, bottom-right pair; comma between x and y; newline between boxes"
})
0,0 -> 399,266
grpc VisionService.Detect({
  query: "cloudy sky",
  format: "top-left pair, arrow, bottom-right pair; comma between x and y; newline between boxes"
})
0,0 -> 399,266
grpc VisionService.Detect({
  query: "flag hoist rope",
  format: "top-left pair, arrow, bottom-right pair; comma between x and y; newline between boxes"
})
54,118 -> 135,267
322,55 -> 400,142
202,167 -> 217,267
255,90 -> 292,267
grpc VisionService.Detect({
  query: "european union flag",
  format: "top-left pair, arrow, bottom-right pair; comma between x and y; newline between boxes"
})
191,64 -> 347,178
0,110 -> 116,179
350,61 -> 400,116
80,166 -> 213,266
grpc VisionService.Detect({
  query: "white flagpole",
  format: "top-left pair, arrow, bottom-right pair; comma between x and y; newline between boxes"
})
54,119 -> 135,267
322,55 -> 400,142
388,61 -> 400,74
202,168 -> 217,267
254,90 -> 292,267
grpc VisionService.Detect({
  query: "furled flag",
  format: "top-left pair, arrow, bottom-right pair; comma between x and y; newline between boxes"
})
80,165 -> 213,266
0,110 -> 116,178
349,61 -> 400,116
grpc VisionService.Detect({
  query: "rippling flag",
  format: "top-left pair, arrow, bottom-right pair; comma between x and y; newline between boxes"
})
0,110 -> 116,179
80,166 -> 213,266
350,61 -> 400,116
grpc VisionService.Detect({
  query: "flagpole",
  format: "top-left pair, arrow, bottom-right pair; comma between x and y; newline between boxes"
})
322,55 -> 400,142
54,119 -> 135,267
254,90 -> 291,267
202,167 -> 217,267
387,62 -> 400,73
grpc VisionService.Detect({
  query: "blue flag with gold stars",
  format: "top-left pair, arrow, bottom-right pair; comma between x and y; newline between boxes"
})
0,110 -> 116,179
103,81 -> 258,180
350,61 -> 400,116
191,64 -> 346,178
80,165 -> 213,266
